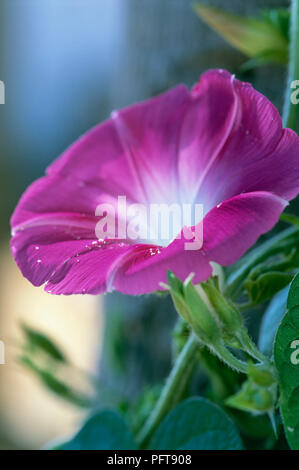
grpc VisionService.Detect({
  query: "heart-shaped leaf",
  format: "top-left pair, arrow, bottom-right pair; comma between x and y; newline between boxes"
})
60,410 -> 137,450
274,274 -> 299,449
150,397 -> 242,450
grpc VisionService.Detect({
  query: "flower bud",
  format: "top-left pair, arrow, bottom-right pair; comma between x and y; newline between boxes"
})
248,362 -> 276,387
201,277 -> 243,336
226,378 -> 276,413
167,272 -> 221,345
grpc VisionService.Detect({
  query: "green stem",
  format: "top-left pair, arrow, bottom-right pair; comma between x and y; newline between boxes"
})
137,333 -> 199,448
283,0 -> 299,131
237,328 -> 270,365
211,341 -> 248,374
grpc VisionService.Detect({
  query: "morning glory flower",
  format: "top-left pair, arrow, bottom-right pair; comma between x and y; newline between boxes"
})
10,70 -> 299,295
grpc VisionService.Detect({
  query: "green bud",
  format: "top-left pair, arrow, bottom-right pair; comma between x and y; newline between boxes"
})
226,360 -> 277,414
170,289 -> 193,326
201,278 -> 243,335
167,271 -> 184,296
226,379 -> 276,414
167,272 -> 221,346
248,362 -> 276,387
183,279 -> 221,344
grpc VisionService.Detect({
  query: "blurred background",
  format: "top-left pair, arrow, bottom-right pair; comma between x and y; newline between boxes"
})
0,0 -> 289,449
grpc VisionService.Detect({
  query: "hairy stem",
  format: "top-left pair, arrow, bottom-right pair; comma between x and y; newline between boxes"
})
210,341 -> 248,374
237,328 -> 270,365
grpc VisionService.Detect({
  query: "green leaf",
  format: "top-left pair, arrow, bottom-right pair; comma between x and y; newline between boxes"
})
60,410 -> 138,450
244,271 -> 294,305
240,49 -> 289,71
19,356 -> 93,408
124,385 -> 163,434
194,4 -> 287,64
150,397 -> 242,450
281,212 -> 299,229
226,226 -> 299,299
274,274 -> 299,449
262,8 -> 290,40
259,287 -> 289,357
231,411 -> 275,440
21,324 -> 66,362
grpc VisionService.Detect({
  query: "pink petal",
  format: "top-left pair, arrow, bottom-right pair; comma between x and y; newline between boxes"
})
203,191 -> 288,266
178,69 -> 238,205
11,173 -> 104,229
110,85 -> 190,203
48,85 -> 190,205
112,236 -> 212,295
10,68 -> 299,297
47,120 -> 146,205
11,213 -> 142,294
44,242 -> 139,295
112,191 -> 287,295
222,128 -> 299,201
11,221 -> 97,287
179,70 -> 285,209
10,172 -> 132,241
